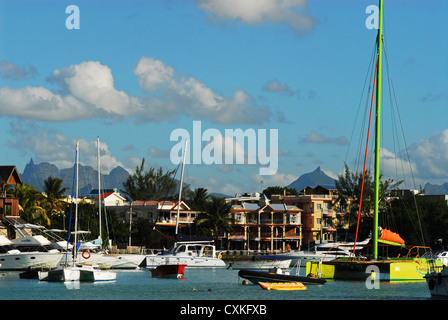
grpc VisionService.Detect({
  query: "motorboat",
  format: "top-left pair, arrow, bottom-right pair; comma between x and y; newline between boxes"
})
238,267 -> 326,285
146,241 -> 226,268
275,238 -> 370,264
425,261 -> 448,298
0,235 -> 63,271
228,256 -> 291,270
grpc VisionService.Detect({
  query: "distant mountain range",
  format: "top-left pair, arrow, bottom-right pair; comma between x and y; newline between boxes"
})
20,159 -> 448,198
21,158 -> 130,197
424,183 -> 448,196
286,166 -> 448,196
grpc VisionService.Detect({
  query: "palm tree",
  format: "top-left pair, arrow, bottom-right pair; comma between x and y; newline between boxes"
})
42,176 -> 68,223
195,196 -> 233,243
17,184 -> 49,226
187,187 -> 209,212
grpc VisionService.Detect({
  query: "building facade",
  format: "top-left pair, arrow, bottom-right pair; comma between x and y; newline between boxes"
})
227,193 -> 302,252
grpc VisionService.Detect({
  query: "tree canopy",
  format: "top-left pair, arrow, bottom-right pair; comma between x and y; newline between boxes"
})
121,158 -> 177,201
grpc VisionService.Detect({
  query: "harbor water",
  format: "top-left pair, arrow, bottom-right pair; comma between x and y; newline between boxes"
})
0,267 -> 433,300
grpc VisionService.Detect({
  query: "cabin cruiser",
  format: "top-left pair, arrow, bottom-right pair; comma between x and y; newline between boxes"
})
145,241 -> 226,268
275,237 -> 370,264
0,235 -> 63,270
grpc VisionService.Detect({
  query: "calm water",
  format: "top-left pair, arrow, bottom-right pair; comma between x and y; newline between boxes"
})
0,267 -> 433,301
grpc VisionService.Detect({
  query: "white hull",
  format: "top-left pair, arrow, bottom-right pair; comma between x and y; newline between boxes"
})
62,252 -> 103,265
229,259 -> 291,270
0,252 -> 63,270
39,264 -> 116,282
146,255 -> 226,268
98,254 -> 145,269
278,251 -> 352,264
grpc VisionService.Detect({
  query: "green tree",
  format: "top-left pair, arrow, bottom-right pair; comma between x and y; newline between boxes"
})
335,164 -> 403,236
187,187 -> 209,212
263,186 -> 298,198
17,184 -> 50,226
194,196 -> 233,243
121,158 -> 177,201
42,176 -> 68,224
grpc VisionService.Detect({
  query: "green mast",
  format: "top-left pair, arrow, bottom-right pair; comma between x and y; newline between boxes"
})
373,0 -> 383,260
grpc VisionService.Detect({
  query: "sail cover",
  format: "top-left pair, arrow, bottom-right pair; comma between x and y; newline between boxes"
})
378,227 -> 405,247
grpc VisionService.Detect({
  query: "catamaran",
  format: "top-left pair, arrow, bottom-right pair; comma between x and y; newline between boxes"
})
306,0 -> 442,282
39,140 -> 116,282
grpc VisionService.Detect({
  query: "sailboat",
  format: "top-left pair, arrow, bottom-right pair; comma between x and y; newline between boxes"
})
306,0 -> 442,282
145,139 -> 226,269
94,137 -> 146,269
39,140 -> 116,282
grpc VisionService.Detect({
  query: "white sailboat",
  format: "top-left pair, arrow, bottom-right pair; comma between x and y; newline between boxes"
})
94,137 -> 145,269
145,139 -> 226,268
39,140 -> 116,282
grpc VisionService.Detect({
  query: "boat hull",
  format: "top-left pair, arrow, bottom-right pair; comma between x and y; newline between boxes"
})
146,255 -> 226,268
98,254 -> 146,269
39,265 -> 116,282
0,252 -> 63,271
229,259 -> 291,270
306,258 -> 442,282
238,269 -> 326,285
150,264 -> 186,278
425,267 -> 448,298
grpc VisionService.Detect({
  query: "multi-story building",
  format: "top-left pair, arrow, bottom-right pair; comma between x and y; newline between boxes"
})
227,193 -> 302,252
270,185 -> 349,247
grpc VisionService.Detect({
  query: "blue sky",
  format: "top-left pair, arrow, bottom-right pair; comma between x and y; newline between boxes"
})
0,0 -> 447,196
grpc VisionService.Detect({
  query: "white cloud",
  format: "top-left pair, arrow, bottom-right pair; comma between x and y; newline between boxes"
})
196,0 -> 315,34
8,122 -> 127,173
133,57 -> 269,124
0,61 -> 37,80
0,58 -> 268,124
251,172 -> 297,188
407,129 -> 448,183
301,131 -> 348,146
263,79 -> 295,96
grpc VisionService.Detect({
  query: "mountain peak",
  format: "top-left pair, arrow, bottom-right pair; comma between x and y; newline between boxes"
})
287,167 -> 336,192
21,159 -> 130,197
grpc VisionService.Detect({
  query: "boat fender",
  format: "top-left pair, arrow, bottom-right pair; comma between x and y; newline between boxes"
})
82,250 -> 91,259
218,253 -> 222,259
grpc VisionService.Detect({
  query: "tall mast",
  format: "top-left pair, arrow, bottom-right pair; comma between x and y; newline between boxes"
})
373,0 -> 383,260
74,140 -> 79,265
175,139 -> 188,235
97,136 -> 102,241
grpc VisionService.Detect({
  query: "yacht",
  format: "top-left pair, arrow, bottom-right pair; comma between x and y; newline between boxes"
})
145,241 -> 226,268
0,235 -> 63,270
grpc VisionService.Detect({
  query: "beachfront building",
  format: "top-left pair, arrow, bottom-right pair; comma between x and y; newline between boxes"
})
227,193 -> 302,252
0,166 -> 23,238
270,185 -> 348,247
